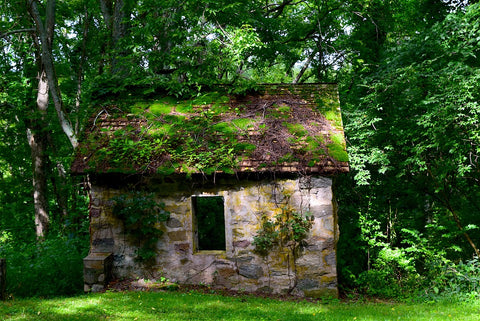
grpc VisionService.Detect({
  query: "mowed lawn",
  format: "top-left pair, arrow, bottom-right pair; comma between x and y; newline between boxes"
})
1,290 -> 479,321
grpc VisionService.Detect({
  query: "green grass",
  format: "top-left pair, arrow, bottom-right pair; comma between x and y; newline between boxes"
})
1,291 -> 480,321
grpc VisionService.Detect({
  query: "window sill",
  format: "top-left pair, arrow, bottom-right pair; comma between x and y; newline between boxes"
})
194,250 -> 226,257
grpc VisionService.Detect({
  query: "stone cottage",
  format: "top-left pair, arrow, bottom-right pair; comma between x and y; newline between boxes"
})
72,83 -> 349,297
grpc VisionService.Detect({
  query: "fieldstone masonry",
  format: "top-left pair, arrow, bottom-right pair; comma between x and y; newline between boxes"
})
85,174 -> 339,297
84,252 -> 113,293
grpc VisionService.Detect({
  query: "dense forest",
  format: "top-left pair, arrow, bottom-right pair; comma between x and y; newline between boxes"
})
1,0 -> 479,299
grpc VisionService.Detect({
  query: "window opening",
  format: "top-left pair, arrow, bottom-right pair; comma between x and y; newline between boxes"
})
192,196 -> 226,251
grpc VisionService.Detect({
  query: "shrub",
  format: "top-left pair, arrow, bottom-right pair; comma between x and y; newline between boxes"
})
421,257 -> 480,301
0,235 -> 88,297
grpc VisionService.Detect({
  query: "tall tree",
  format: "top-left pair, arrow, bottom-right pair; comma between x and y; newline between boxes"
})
1,0 -> 89,238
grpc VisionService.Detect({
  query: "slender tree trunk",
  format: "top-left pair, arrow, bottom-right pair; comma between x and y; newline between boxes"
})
447,204 -> 480,258
27,0 -> 78,149
293,50 -> 316,84
47,132 -> 69,223
28,69 -> 50,239
29,129 -> 49,239
74,5 -> 90,135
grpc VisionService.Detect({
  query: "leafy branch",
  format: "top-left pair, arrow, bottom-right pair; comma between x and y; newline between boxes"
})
253,207 -> 314,257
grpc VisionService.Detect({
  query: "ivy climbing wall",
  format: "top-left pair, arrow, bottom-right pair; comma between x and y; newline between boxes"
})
87,174 -> 338,298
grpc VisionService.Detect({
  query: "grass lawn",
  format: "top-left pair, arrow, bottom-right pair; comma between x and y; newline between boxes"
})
1,290 -> 479,321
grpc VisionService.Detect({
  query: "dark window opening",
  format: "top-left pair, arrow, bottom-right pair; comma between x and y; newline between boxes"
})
192,196 -> 226,251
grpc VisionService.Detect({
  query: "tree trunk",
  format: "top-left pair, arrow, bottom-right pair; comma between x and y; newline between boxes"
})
29,129 -> 49,239
293,50 -> 316,84
447,204 -> 480,258
74,5 -> 90,135
28,69 -> 50,239
47,132 -> 69,223
27,0 -> 78,149
99,0 -> 133,74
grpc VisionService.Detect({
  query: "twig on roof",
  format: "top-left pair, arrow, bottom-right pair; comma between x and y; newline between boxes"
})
92,108 -> 110,129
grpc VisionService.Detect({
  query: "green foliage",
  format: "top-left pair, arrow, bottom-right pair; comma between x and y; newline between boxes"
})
423,258 -> 480,302
0,235 -> 88,298
98,135 -> 167,171
337,2 -> 480,299
253,207 -> 314,257
111,192 -> 170,261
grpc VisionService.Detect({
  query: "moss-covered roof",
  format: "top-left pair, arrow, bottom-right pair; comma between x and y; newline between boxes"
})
71,83 -> 349,176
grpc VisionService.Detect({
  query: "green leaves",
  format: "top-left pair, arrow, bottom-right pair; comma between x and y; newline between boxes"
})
337,2 -> 480,297
112,192 -> 170,261
253,207 -> 313,257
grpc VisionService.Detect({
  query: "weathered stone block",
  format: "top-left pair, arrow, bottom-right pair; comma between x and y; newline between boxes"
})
84,268 -> 98,284
92,238 -> 114,252
174,243 -> 190,253
232,228 -> 246,238
167,217 -> 183,228
91,222 -> 112,230
257,286 -> 273,294
305,237 -> 334,251
167,231 -> 187,241
92,197 -> 101,207
218,266 -> 237,277
320,274 -> 338,286
299,176 -> 312,189
232,240 -> 250,248
310,205 -> 333,218
310,177 -> 332,188
83,252 -> 113,292
324,251 -> 336,267
297,278 -> 320,290
295,252 -> 323,268
91,284 -> 105,293
90,208 -> 101,218
238,264 -> 263,279
322,217 -> 335,232
235,256 -> 254,264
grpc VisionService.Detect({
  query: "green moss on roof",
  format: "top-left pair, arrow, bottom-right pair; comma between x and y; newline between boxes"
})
285,123 -> 308,137
231,118 -> 255,130
72,84 -> 349,175
149,102 -> 174,115
327,133 -> 348,162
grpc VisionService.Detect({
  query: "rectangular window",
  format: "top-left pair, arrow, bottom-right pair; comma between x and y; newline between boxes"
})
192,196 -> 226,251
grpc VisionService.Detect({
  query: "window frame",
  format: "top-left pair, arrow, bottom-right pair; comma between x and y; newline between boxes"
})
191,195 -> 226,253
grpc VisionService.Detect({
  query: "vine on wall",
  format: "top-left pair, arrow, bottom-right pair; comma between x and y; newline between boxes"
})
253,207 -> 314,257
111,192 -> 170,261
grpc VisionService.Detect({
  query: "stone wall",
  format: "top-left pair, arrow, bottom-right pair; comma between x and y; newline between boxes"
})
87,174 -> 339,297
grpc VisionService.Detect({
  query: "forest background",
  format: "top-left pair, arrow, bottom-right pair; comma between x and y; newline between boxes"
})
1,0 -> 479,300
